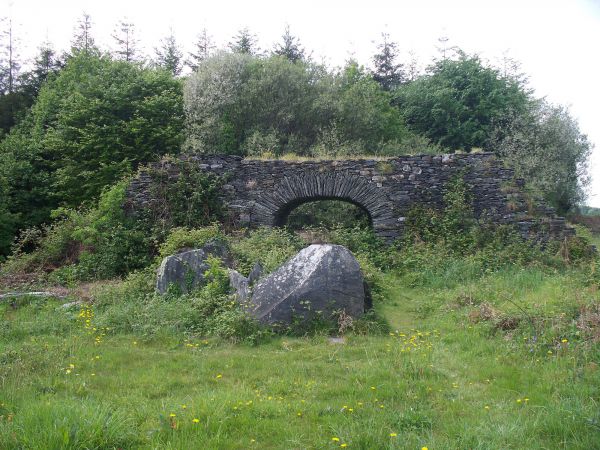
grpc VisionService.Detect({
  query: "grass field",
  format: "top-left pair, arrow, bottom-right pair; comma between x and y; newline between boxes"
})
2,266 -> 599,449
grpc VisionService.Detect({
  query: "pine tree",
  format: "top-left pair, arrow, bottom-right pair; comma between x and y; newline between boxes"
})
372,32 -> 404,91
155,29 -> 183,76
228,27 -> 258,55
20,42 -> 61,95
187,28 -> 215,70
71,13 -> 98,55
0,15 -> 20,94
112,19 -> 138,62
406,50 -> 420,82
273,25 -> 304,63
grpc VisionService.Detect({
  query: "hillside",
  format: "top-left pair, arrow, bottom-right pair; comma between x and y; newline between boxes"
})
2,255 -> 599,448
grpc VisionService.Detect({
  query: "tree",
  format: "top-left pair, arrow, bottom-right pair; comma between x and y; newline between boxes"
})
0,42 -> 62,134
395,52 -> 530,150
228,27 -> 258,55
184,53 -> 409,157
187,28 -> 215,70
489,101 -> 592,214
317,60 -> 408,154
0,53 -> 184,248
71,12 -> 98,55
0,15 -> 21,94
273,25 -> 305,63
372,32 -> 404,90
112,19 -> 139,62
20,42 -> 62,96
155,29 -> 183,76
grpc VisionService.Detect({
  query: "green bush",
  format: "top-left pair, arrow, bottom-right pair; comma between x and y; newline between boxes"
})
229,227 -> 304,276
93,258 -> 267,343
158,225 -> 224,258
2,180 -> 153,281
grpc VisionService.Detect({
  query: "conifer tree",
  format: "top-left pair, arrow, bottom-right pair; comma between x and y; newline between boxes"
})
273,25 -> 305,63
187,28 -> 215,70
71,13 -> 98,55
155,29 -> 183,76
0,15 -> 20,94
20,41 -> 61,96
228,27 -> 258,55
112,19 -> 139,62
372,32 -> 404,90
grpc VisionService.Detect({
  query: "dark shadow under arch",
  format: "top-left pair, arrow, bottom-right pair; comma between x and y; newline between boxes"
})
274,195 -> 374,228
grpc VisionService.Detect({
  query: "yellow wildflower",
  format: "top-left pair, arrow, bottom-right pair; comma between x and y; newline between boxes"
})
389,432 -> 397,437
192,418 -> 200,423
332,437 -> 340,442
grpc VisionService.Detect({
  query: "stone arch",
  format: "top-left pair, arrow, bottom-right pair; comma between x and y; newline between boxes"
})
251,171 -> 399,239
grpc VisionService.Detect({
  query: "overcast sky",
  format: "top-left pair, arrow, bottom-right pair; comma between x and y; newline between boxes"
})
3,0 -> 600,207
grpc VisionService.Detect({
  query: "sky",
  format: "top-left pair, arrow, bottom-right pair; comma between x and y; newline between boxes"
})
3,0 -> 600,207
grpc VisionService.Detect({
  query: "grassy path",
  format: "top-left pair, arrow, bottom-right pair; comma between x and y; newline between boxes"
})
1,272 -> 599,449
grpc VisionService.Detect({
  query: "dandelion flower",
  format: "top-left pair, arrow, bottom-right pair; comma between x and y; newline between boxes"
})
192,418 -> 200,423
340,444 -> 348,448
390,432 -> 397,437
561,339 -> 568,343
484,405 -> 490,410
216,374 -> 222,379
332,437 -> 340,442
169,413 -> 176,417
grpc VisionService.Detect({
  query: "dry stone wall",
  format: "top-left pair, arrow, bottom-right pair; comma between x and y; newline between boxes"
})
126,153 -> 574,242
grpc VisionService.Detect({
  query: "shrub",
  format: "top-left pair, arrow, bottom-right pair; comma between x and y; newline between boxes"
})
158,225 -> 224,258
93,258 -> 267,343
2,180 -> 153,281
229,227 -> 304,276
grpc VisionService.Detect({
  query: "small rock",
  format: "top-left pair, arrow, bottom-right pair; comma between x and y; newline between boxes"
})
155,240 -> 229,294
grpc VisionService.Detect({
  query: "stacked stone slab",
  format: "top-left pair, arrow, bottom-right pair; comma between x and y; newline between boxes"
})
125,153 -> 574,243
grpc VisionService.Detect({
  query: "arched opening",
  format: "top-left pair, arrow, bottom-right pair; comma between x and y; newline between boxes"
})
275,196 -> 372,232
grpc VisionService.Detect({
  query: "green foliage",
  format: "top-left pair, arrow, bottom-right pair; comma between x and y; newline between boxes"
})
396,175 -> 596,288
489,101 -> 592,214
286,200 -> 370,231
395,52 -> 529,151
2,180 -> 152,280
140,159 -> 225,239
93,259 -> 266,343
229,227 -> 305,276
158,225 -> 223,258
0,52 -> 184,256
184,54 -> 409,157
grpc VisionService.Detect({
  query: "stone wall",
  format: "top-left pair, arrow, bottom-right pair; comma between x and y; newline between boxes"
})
126,153 -> 574,242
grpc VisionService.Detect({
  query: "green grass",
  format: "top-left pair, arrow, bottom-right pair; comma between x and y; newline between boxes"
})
1,267 -> 599,449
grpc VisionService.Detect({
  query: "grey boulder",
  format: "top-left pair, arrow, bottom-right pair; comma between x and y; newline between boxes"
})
248,244 -> 365,324
156,240 -> 229,294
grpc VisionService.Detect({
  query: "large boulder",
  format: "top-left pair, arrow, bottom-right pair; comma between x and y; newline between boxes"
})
247,244 -> 365,324
156,240 -> 229,294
